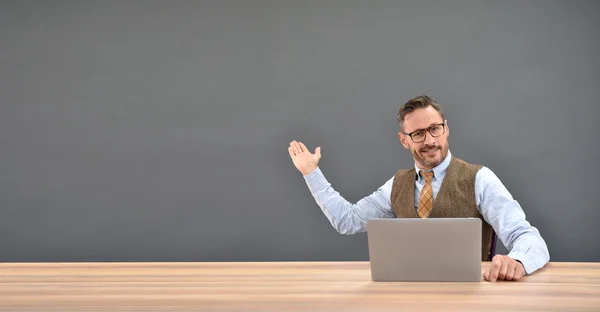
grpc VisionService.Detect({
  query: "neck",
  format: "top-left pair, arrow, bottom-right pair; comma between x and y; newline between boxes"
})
415,162 -> 434,171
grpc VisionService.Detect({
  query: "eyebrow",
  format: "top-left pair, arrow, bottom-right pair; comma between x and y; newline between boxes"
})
407,122 -> 442,134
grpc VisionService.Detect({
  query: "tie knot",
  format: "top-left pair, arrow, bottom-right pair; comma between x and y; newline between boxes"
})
420,170 -> 434,180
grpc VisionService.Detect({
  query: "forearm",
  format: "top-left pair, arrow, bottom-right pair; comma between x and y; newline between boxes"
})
505,225 -> 550,274
476,167 -> 550,275
303,167 -> 394,235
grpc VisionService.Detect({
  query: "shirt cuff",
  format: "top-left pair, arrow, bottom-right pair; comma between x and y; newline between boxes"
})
303,167 -> 327,190
507,251 -> 533,275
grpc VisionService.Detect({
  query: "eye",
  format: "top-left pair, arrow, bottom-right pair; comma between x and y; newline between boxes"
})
412,130 -> 425,138
431,125 -> 441,131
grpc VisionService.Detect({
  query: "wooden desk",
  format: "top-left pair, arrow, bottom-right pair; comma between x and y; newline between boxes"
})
1,262 -> 599,311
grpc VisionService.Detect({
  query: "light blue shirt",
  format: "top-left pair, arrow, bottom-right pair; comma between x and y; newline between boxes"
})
303,150 -> 550,274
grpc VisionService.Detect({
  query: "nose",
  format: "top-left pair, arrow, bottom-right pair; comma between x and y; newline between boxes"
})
423,130 -> 436,145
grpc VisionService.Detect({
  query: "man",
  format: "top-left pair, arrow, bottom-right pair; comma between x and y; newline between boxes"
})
287,95 -> 549,282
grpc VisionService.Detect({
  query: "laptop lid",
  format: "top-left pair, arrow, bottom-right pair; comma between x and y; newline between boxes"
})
366,218 -> 482,282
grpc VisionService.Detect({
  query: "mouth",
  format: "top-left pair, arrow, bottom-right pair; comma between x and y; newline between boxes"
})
421,147 -> 439,156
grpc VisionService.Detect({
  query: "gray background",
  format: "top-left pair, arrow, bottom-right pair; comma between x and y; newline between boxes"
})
1,0 -> 598,262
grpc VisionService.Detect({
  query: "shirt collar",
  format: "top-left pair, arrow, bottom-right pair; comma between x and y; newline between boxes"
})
415,150 -> 452,182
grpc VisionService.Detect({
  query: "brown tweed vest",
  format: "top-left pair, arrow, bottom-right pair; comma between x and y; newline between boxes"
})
390,156 -> 494,261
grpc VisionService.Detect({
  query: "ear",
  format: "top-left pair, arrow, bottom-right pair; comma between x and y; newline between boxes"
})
398,132 -> 410,149
445,120 -> 449,137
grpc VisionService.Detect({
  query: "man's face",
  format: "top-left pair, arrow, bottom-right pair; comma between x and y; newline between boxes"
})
398,106 -> 449,170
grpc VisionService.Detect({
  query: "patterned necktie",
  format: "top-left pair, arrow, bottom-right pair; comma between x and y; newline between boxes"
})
418,170 -> 434,218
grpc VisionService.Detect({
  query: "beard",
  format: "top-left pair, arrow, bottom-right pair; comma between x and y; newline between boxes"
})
412,143 -> 448,169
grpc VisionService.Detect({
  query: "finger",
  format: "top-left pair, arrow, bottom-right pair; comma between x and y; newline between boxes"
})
288,147 -> 295,158
315,146 -> 321,157
490,257 -> 502,282
293,141 -> 303,154
505,263 -> 517,281
498,260 -> 509,280
296,141 -> 305,153
298,142 -> 309,154
482,269 -> 490,281
514,263 -> 525,281
291,141 -> 301,155
289,141 -> 296,153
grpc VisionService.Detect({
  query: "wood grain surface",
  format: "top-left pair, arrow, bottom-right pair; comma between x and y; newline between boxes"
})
1,262 -> 599,311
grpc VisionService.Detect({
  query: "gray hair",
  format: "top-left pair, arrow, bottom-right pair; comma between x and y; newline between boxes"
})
397,95 -> 446,132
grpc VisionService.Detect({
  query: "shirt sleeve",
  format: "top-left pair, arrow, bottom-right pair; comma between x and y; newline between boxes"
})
475,166 -> 550,274
303,167 -> 396,235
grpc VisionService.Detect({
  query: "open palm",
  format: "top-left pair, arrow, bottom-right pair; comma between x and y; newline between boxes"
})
288,141 -> 321,176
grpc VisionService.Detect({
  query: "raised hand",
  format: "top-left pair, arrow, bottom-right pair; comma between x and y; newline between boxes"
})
288,140 -> 321,176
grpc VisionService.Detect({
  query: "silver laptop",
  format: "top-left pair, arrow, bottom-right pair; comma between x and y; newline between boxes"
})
367,218 -> 482,282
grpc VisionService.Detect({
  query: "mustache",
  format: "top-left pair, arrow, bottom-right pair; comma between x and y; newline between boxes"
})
420,145 -> 439,152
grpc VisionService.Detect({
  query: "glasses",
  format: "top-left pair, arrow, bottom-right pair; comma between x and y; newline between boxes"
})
403,122 -> 446,143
